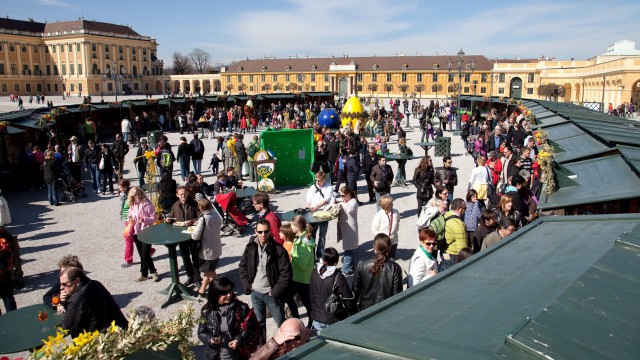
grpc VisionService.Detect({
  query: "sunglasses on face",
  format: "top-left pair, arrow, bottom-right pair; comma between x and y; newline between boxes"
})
257,230 -> 270,234
425,242 -> 437,246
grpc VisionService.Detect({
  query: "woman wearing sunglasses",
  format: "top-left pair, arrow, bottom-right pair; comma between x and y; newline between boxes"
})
198,276 -> 259,360
407,228 -> 439,288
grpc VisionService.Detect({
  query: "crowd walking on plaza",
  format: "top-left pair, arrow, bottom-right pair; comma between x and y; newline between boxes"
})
0,94 -> 554,359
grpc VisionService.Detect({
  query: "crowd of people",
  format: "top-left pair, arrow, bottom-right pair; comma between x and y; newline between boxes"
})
0,94 -> 556,359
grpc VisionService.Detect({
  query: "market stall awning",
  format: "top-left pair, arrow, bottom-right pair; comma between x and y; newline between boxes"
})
538,155 -> 640,210
546,123 -> 612,163
301,91 -> 334,97
531,115 -> 571,128
10,118 -> 53,129
288,214 -> 640,359
0,109 -> 37,121
6,126 -> 25,135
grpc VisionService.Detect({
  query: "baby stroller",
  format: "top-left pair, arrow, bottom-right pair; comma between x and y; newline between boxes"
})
57,173 -> 86,202
214,192 -> 248,237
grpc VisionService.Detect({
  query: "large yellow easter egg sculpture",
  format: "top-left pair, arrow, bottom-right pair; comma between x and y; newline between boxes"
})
341,96 -> 364,129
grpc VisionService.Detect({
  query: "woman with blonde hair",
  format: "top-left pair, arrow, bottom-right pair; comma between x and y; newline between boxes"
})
128,187 -> 159,282
191,198 -> 223,299
496,194 -> 522,230
371,195 -> 400,259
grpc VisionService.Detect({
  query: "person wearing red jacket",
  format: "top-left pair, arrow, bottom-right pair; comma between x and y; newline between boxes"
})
252,193 -> 282,245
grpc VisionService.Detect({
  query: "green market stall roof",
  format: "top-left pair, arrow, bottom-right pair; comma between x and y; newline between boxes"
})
287,214 -> 640,360
546,123 -> 613,163
538,154 -> 640,210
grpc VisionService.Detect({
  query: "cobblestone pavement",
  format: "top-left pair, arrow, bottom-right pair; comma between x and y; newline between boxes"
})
2,101 -> 475,358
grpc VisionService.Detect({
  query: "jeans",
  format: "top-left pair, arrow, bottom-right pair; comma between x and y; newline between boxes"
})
248,161 -> 256,182
88,163 -> 99,191
447,192 -> 454,204
134,235 -> 156,277
312,320 -> 329,332
342,249 -> 355,273
123,132 -> 130,143
138,171 -> 146,187
179,159 -> 190,180
251,291 -> 285,340
191,159 -> 202,175
312,222 -> 329,260
46,183 -> 59,205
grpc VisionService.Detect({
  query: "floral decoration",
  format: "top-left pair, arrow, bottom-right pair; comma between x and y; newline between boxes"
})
31,304 -> 197,360
533,129 -> 555,195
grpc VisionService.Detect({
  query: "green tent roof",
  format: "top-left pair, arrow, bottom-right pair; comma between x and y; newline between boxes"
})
0,109 -> 37,121
538,154 -> 640,210
546,123 -> 612,163
6,125 -> 25,135
287,214 -> 640,359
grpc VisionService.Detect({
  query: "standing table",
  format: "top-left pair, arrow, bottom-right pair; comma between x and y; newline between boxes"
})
137,223 -> 198,308
414,142 -> 437,156
0,304 -> 63,354
385,154 -> 421,187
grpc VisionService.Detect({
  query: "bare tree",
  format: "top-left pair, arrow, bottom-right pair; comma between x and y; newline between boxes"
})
172,52 -> 192,74
432,84 -> 443,99
189,48 -> 211,74
368,83 -> 378,95
415,84 -> 425,97
537,83 -> 565,100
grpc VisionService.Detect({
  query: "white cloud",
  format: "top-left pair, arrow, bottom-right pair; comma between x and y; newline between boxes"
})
38,0 -> 77,8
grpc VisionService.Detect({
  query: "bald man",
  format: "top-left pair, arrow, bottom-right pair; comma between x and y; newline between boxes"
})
249,318 -> 310,360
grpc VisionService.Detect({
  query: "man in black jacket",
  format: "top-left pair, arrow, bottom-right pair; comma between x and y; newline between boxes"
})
362,146 -> 379,203
346,153 -> 361,204
434,156 -> 458,203
238,220 -> 292,339
369,156 -> 394,211
111,133 -> 129,180
60,267 -> 128,338
326,135 -> 339,184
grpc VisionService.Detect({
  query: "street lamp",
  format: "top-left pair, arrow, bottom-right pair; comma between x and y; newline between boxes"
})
104,60 -> 126,101
447,49 -> 476,133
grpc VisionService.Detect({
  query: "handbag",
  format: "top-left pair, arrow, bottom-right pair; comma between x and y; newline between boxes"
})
122,221 -> 134,238
473,182 -> 488,201
324,273 -> 347,315
235,306 -> 264,358
98,157 -> 105,170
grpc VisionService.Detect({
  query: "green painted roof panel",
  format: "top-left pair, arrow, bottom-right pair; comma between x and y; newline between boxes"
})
538,155 -> 640,209
532,115 -> 571,128
546,124 -> 612,163
618,145 -> 640,174
291,215 -> 640,360
494,236 -> 640,359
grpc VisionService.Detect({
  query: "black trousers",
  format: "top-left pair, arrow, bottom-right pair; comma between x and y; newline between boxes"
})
134,235 -> 156,277
178,240 -> 201,281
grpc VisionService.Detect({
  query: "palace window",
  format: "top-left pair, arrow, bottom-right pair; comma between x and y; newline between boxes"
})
417,73 -> 422,82
372,73 -> 377,82
401,74 -> 407,82
527,73 -> 535,82
386,73 -> 392,82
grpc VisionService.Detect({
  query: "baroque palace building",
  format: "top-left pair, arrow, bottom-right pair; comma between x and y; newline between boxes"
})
0,17 -> 165,98
1,15 -> 639,107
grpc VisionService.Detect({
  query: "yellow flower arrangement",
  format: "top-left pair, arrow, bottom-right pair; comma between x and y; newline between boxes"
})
533,129 -> 555,195
32,304 -> 197,360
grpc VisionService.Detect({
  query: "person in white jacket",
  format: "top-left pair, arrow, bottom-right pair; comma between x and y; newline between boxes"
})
371,195 -> 400,259
407,228 -> 438,287
191,198 -> 223,299
121,117 -> 132,145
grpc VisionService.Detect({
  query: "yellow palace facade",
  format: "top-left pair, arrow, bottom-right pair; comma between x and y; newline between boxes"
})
1,15 -> 638,107
0,17 -> 164,98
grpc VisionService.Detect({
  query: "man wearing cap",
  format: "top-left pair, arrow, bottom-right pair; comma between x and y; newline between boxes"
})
67,136 -> 84,182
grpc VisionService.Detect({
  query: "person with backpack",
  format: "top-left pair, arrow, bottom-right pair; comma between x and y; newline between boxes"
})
246,135 -> 260,183
413,156 -> 435,214
190,134 -> 205,175
155,140 -> 175,178
440,198 -> 468,272
309,247 -> 354,331
198,276 -> 262,360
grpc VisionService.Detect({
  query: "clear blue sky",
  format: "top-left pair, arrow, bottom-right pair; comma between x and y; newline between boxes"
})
3,0 -> 639,65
